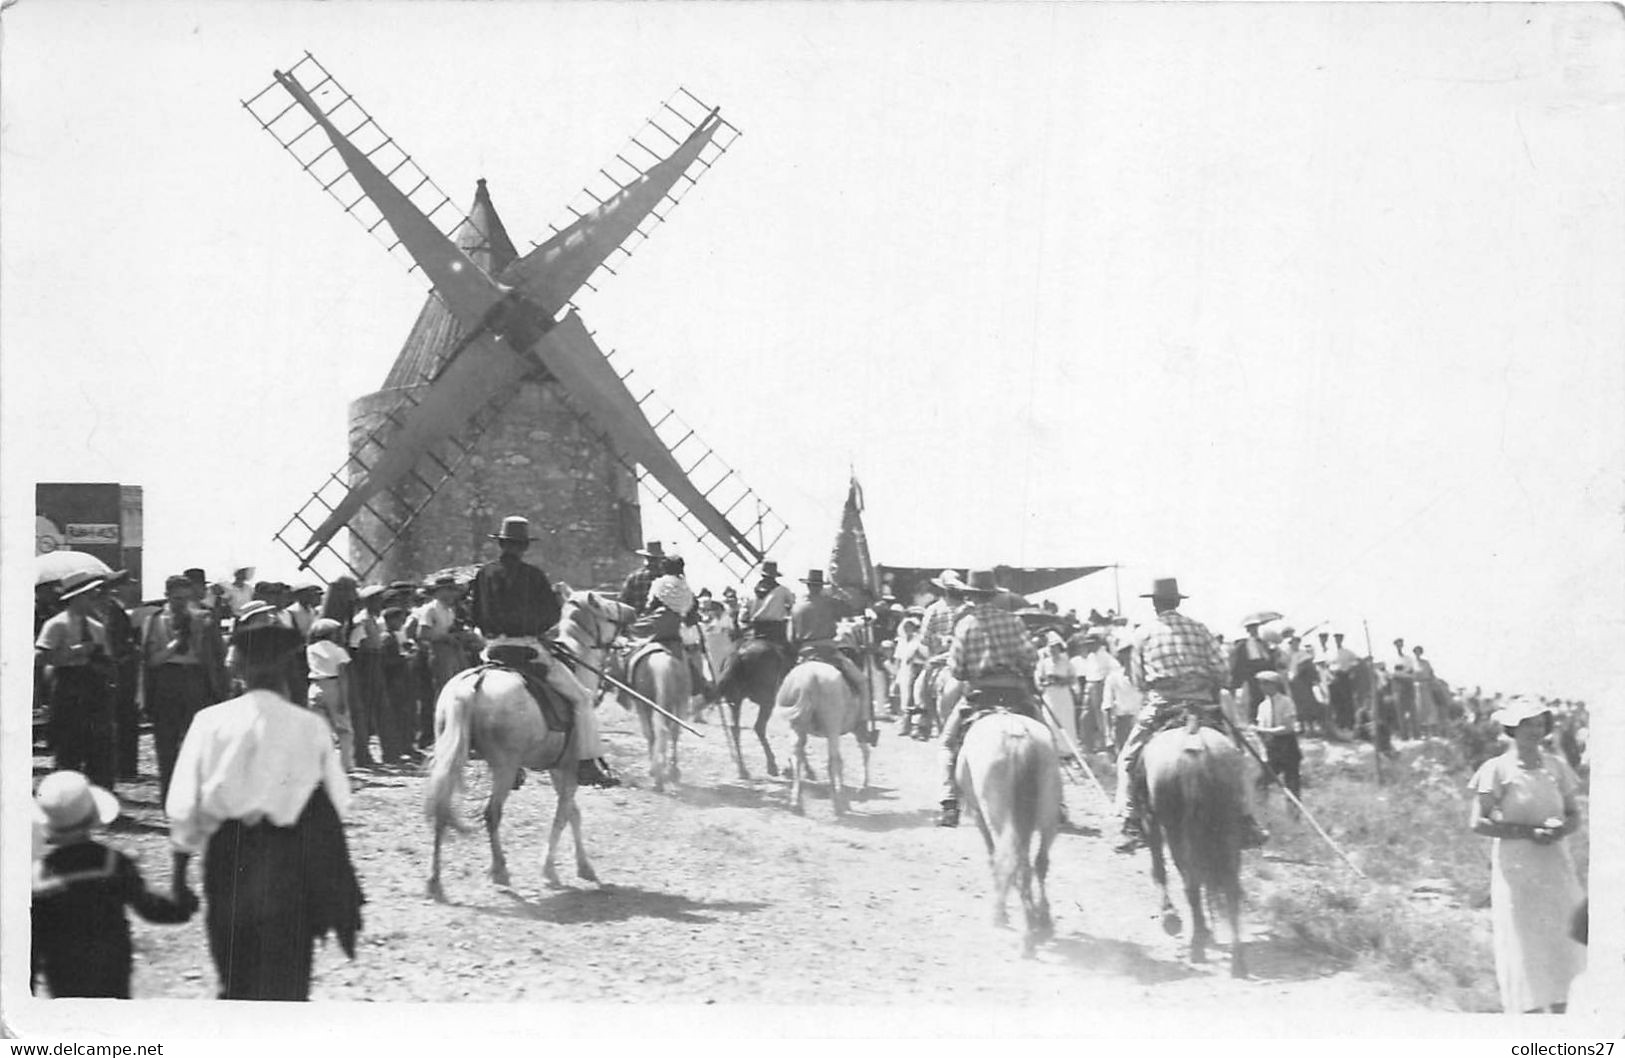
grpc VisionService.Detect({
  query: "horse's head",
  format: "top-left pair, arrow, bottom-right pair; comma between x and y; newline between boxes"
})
561,590 -> 635,651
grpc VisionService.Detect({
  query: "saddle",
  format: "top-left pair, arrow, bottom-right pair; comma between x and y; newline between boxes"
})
794,642 -> 866,699
626,639 -> 681,689
478,648 -> 575,738
963,685 -> 1039,722
1153,701 -> 1229,754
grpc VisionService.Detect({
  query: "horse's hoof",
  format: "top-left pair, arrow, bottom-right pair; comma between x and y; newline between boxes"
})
426,880 -> 446,903
1019,938 -> 1038,959
1160,911 -> 1183,936
578,864 -> 599,884
1230,956 -> 1247,979
766,763 -> 779,778
789,802 -> 804,816
1189,946 -> 1208,964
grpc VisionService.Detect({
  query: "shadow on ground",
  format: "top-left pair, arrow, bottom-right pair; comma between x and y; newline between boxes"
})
473,884 -> 769,926
1045,932 -> 1204,985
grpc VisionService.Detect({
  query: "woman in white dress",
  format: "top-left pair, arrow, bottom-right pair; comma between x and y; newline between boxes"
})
1034,632 -> 1080,757
1468,696 -> 1586,1013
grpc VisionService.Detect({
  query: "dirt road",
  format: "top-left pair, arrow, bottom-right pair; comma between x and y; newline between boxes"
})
56,698 -> 1431,1017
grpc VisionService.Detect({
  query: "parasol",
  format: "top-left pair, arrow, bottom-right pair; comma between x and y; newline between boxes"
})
36,551 -> 112,586
1014,607 -> 1063,630
1242,609 -> 1285,628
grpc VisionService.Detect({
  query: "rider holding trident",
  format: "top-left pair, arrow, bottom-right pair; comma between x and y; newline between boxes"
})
935,569 -> 1042,828
1112,577 -> 1267,853
466,516 -> 619,789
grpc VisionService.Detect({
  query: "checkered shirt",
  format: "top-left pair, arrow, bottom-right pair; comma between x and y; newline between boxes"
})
919,598 -> 964,656
1131,609 -> 1225,699
949,602 -> 1037,682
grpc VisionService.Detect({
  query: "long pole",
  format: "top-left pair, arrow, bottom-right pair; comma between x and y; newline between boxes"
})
550,642 -> 704,738
1219,712 -> 1367,879
1037,696 -> 1112,804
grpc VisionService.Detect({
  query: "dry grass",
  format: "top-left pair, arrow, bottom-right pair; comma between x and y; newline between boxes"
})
1245,734 -> 1589,1012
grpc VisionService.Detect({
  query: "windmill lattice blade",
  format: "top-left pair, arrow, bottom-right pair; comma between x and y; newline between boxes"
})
242,53 -> 484,291
299,333 -> 532,555
525,88 -> 742,299
532,315 -> 785,576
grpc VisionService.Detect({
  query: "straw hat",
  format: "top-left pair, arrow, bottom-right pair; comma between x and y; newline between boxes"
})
34,771 -> 119,844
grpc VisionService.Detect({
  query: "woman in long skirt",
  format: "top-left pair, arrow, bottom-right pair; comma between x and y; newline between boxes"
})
166,624 -> 363,1001
1468,696 -> 1586,1013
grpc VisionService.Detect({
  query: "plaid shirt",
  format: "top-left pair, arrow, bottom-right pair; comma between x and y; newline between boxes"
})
920,597 -> 964,656
950,602 -> 1037,682
1131,609 -> 1225,700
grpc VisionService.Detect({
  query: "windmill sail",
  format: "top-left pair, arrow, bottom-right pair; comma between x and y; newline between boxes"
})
246,55 -> 781,578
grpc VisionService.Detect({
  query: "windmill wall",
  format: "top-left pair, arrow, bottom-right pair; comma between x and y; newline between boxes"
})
347,375 -> 642,591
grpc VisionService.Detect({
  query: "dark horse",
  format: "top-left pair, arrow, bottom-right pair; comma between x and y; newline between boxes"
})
716,637 -> 790,779
1141,717 -> 1249,975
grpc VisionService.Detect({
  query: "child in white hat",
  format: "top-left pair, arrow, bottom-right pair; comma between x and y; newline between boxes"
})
31,770 -> 196,997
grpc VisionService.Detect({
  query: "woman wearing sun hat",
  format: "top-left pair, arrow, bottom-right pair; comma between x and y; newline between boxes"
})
31,771 -> 195,997
1469,695 -> 1587,1013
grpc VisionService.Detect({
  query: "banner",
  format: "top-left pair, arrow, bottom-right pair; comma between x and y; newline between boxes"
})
828,475 -> 877,607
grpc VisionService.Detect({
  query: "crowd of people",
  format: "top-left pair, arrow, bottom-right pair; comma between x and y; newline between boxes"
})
30,539 -> 1591,1011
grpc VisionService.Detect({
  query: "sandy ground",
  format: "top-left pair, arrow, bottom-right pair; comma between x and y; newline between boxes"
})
34,697 -> 1432,1020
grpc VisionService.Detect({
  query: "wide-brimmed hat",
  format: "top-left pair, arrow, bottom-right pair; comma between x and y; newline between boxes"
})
635,541 -> 666,559
961,569 -> 1006,596
801,569 -> 826,587
429,574 -> 461,593
309,617 -> 343,641
1140,577 -> 1188,600
759,560 -> 780,579
1493,696 -> 1550,729
34,771 -> 119,842
490,516 -> 533,544
57,571 -> 105,602
933,569 -> 967,591
292,580 -> 324,596
1044,630 -> 1067,650
357,584 -> 386,602
101,569 -> 132,588
1256,670 -> 1284,688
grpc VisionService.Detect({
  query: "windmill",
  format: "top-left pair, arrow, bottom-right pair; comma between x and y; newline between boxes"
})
242,54 -> 787,585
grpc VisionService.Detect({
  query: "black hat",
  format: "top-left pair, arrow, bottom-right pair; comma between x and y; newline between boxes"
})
760,560 -> 780,579
229,624 -> 305,670
801,569 -> 826,587
635,541 -> 666,559
961,569 -> 1007,596
1139,577 -> 1188,601
490,516 -> 533,544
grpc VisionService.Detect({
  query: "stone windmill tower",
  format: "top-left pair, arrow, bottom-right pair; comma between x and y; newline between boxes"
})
347,180 -> 640,589
247,55 -> 788,588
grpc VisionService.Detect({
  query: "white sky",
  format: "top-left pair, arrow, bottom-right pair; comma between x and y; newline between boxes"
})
5,1 -> 1624,708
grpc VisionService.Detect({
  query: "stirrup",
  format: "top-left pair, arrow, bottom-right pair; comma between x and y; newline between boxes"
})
1113,818 -> 1146,854
936,800 -> 960,828
1241,816 -> 1269,849
577,758 -> 621,789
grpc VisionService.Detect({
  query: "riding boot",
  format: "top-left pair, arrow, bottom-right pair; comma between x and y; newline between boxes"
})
576,757 -> 620,788
936,747 -> 961,827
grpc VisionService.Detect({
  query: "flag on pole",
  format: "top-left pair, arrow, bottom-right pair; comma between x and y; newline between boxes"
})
828,475 -> 877,607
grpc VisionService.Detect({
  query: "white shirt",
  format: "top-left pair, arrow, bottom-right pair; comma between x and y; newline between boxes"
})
307,640 -> 350,680
165,689 -> 350,855
1076,649 -> 1117,684
1255,691 -> 1299,734
1103,668 -> 1143,718
411,599 -> 458,641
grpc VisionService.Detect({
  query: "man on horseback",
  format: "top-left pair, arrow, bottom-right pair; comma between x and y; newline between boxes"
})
935,569 -> 1042,828
627,555 -> 707,692
739,560 -> 795,646
1112,577 -> 1267,854
914,570 -> 969,734
788,570 -> 872,739
467,516 -> 619,789
618,541 -> 665,613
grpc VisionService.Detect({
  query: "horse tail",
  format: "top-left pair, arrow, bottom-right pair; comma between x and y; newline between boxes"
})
424,673 -> 476,834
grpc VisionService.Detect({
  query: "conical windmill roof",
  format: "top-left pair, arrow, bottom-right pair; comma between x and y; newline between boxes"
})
378,179 -> 521,391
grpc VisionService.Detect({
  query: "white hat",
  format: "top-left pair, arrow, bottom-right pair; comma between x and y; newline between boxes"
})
1493,695 -> 1550,729
34,771 -> 118,842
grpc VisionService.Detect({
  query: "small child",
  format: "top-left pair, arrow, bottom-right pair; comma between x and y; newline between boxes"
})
1252,670 -> 1302,801
307,617 -> 354,771
31,770 -> 195,998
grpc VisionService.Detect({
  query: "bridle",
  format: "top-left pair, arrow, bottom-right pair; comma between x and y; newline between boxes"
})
560,591 -> 631,654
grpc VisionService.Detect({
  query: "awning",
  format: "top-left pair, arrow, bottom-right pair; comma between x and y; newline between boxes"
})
877,564 -> 1109,599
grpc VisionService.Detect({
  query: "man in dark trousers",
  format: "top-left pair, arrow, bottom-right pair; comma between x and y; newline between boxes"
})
467,516 -> 618,788
141,574 -> 227,802
95,571 -> 143,782
36,573 -> 119,790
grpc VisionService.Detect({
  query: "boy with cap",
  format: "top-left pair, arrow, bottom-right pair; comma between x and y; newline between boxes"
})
32,771 -> 195,997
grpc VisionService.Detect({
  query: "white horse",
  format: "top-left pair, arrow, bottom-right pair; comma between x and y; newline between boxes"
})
956,709 -> 1062,956
776,661 -> 871,816
620,643 -> 691,792
423,590 -> 632,901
